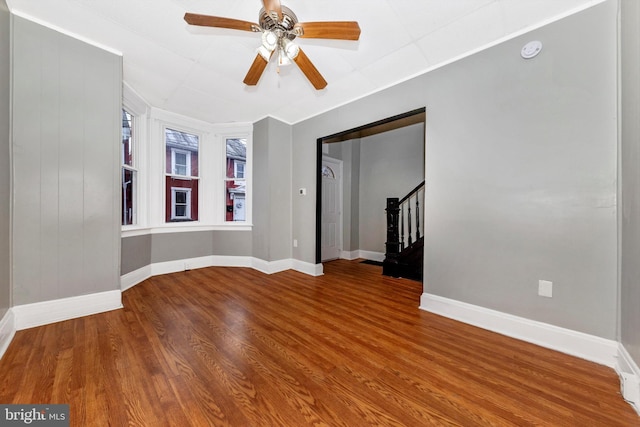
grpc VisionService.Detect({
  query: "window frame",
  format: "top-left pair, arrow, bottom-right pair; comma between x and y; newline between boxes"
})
171,147 -> 191,177
171,187 -> 192,220
121,109 -> 137,227
220,133 -> 252,226
164,126 -> 200,223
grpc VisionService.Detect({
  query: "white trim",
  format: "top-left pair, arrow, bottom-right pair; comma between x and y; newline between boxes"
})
616,344 -> 640,415
120,264 -> 152,291
9,10 -> 123,56
122,224 -> 253,237
0,310 -> 16,360
420,293 -> 619,368
358,250 -> 385,262
121,256 -> 323,291
292,260 -> 324,276
340,250 -> 360,261
251,258 -> 293,275
12,290 -> 123,331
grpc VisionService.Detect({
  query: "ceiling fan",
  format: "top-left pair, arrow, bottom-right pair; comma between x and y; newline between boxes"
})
184,0 -> 361,90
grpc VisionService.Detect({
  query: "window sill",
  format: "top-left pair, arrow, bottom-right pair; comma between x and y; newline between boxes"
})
121,223 -> 253,238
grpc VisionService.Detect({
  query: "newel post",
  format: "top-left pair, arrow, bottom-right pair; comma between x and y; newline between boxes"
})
385,198 -> 401,259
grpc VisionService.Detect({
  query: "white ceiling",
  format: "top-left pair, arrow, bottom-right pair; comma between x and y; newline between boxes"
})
7,0 -> 602,125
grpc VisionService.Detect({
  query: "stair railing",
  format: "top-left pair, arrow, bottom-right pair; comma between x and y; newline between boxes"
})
396,181 -> 425,251
384,180 -> 425,278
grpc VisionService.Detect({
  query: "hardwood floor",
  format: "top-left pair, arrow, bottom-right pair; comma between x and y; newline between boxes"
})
0,259 -> 638,426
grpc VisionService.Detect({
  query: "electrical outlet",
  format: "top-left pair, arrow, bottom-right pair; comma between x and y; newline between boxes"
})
538,280 -> 553,298
293,239 -> 298,247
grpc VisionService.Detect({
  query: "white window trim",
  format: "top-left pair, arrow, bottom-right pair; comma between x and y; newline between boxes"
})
170,147 -> 191,177
234,160 -> 245,179
171,187 -> 192,220
122,83 -> 149,232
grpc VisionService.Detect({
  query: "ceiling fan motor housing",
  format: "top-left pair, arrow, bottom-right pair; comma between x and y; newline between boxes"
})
259,6 -> 297,40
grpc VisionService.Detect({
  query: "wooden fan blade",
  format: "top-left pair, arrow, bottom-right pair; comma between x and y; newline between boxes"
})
184,13 -> 260,32
294,21 -> 361,40
262,0 -> 283,21
243,53 -> 271,86
293,48 -> 327,90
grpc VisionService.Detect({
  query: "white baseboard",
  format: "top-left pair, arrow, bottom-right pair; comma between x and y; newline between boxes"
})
12,290 -> 123,331
121,256 -> 324,291
340,250 -> 360,261
0,310 -> 16,360
616,344 -> 640,415
292,259 -> 324,276
357,250 -> 385,262
251,258 -> 293,275
121,265 -> 152,291
420,293 -> 619,368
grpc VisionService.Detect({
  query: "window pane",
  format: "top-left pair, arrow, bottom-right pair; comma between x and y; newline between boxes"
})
122,110 -> 133,166
122,168 -> 136,225
166,128 -> 198,177
175,205 -> 186,217
226,138 -> 246,178
235,162 -> 245,179
175,191 -> 186,204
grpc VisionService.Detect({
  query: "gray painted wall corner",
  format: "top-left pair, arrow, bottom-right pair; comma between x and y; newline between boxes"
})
620,0 -> 640,368
0,0 -> 11,316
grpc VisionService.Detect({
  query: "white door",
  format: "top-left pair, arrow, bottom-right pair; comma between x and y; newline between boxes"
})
321,157 -> 342,261
233,195 -> 245,221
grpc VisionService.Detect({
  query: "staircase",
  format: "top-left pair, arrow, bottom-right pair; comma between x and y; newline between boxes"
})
383,181 -> 425,281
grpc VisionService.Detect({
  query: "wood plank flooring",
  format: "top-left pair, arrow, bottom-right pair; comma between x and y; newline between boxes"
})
0,259 -> 638,426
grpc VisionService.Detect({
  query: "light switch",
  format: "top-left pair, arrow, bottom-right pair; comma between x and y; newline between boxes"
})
538,280 -> 553,298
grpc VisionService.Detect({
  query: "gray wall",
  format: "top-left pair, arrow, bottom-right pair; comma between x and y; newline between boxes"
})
324,123 -> 424,255
293,1 -> 618,339
120,231 -> 253,275
12,17 -> 122,304
0,0 -> 10,317
620,0 -> 640,366
253,117 -> 292,262
358,123 -> 424,253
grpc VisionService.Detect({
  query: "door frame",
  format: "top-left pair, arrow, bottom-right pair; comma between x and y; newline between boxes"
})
315,107 -> 426,264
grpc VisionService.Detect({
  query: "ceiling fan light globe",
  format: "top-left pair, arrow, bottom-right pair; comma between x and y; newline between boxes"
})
282,38 -> 300,60
278,50 -> 292,66
257,45 -> 272,61
261,30 -> 278,50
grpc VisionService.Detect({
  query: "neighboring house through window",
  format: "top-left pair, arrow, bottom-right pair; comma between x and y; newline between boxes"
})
165,128 -> 199,222
225,138 -> 247,222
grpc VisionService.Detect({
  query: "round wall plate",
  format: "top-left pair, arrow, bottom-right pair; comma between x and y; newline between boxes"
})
521,40 -> 542,59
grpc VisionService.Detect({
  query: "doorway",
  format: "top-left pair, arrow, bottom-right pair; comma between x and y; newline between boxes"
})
315,107 -> 426,264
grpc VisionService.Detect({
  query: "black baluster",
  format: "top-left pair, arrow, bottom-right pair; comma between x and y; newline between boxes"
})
415,191 -> 421,240
400,203 -> 405,250
407,196 -> 413,246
